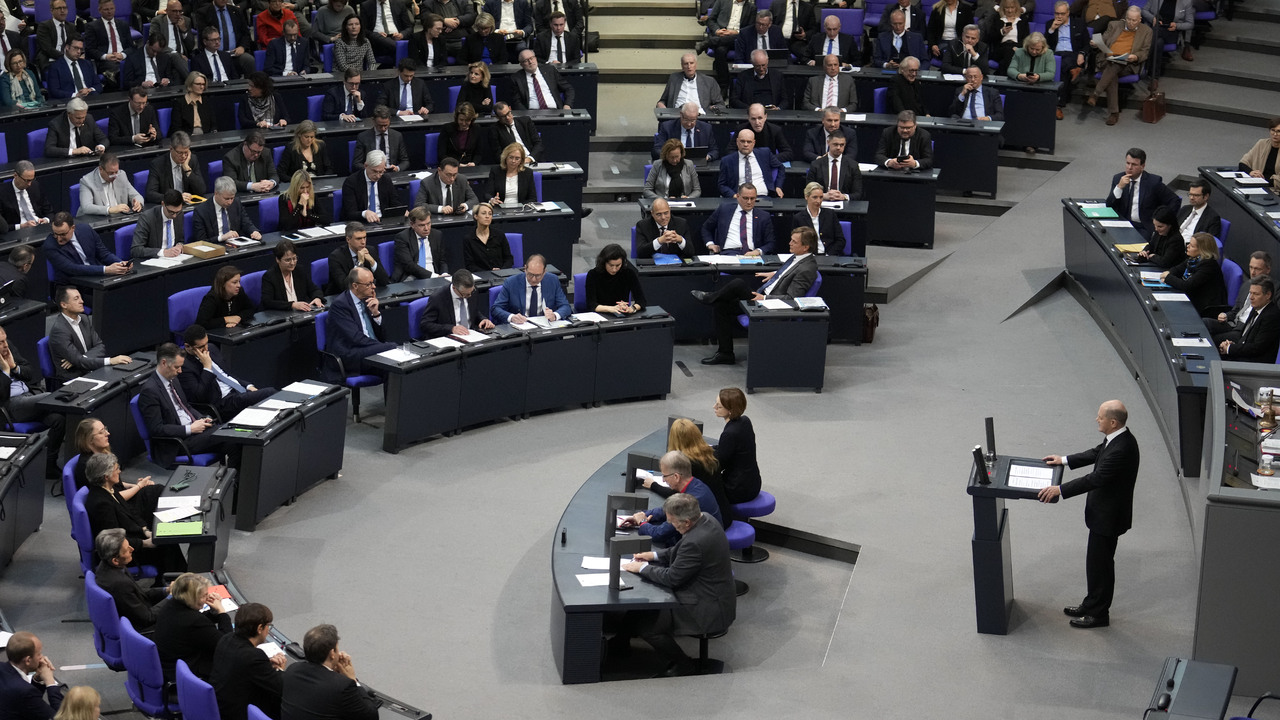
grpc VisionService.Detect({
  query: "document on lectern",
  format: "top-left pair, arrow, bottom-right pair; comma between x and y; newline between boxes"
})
1007,463 -> 1054,489
229,407 -> 279,427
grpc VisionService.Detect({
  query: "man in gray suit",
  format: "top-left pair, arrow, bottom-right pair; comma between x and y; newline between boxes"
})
221,130 -> 280,194
415,158 -> 478,215
353,106 -> 410,172
622,479 -> 736,677
77,153 -> 144,217
656,53 -> 724,113
48,286 -> 132,383
802,53 -> 856,110
131,190 -> 187,259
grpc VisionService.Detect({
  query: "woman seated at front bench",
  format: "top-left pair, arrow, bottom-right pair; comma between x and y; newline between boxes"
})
196,265 -> 258,329
1162,232 -> 1226,318
262,240 -> 325,312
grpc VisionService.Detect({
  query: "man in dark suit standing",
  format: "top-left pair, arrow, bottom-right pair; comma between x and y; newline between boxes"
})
1217,277 -> 1280,363
93,528 -> 168,631
510,49 -> 575,109
0,632 -> 66,718
210,603 -> 286,720
360,0 -> 413,60
264,19 -> 312,76
949,65 -> 1003,120
731,49 -> 786,109
418,270 -> 496,338
491,101 -> 545,163
1038,399 -> 1140,629
0,325 -> 66,477
621,490 -> 736,676
656,53 -> 724,113
137,343 -> 231,467
108,87 -> 163,148
653,102 -> 718,161
179,326 -> 276,417
874,110 -> 933,170
83,0 -> 132,90
340,152 -> 398,224
805,133 -> 862,200
35,0 -> 81,69
43,212 -> 131,285
1176,179 -> 1223,240
0,162 -> 53,231
328,223 -> 389,295
393,208 -> 448,280
770,0 -> 817,59
636,198 -> 700,259
1104,148 -> 1179,238
383,60 -> 432,117
194,0 -> 256,77
281,624 -> 379,720
534,11 -> 582,65
324,267 -> 396,375
1206,252 -> 1271,339
146,133 -> 207,205
701,183 -> 775,256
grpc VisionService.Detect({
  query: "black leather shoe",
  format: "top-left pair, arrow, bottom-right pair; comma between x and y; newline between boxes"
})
655,660 -> 696,678
1069,615 -> 1110,629
691,290 -> 713,304
700,352 -> 735,365
1063,606 -> 1086,618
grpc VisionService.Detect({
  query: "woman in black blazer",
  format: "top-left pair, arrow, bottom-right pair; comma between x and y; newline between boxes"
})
927,0 -> 976,57
1162,232 -> 1227,317
238,72 -> 290,129
153,573 -> 232,681
483,142 -> 537,205
584,243 -> 646,314
460,14 -> 507,64
82,451 -> 185,574
463,203 -> 514,271
984,0 -> 1030,75
1139,206 -> 1186,269
171,71 -> 217,136
712,387 -> 762,504
792,181 -> 845,255
261,240 -> 325,312
455,62 -> 495,115
409,16 -> 449,69
442,102 -> 486,165
195,265 -> 257,329
277,171 -> 331,234
277,121 -> 333,179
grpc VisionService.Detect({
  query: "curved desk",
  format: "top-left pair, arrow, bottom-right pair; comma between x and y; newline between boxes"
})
1062,199 -> 1217,476
0,433 -> 49,572
1199,166 -> 1280,274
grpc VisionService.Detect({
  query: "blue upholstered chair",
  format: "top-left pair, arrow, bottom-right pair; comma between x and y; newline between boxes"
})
314,311 -> 383,422
120,617 -> 181,718
85,571 -> 127,670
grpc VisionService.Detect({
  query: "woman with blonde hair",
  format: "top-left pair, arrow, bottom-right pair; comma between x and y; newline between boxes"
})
278,120 -> 332,178
53,686 -> 101,720
484,143 -> 537,205
154,572 -> 232,680
1161,232 -> 1226,317
639,418 -> 732,528
456,61 -> 494,114
279,170 -> 330,233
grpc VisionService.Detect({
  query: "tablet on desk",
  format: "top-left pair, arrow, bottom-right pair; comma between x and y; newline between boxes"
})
112,359 -> 148,372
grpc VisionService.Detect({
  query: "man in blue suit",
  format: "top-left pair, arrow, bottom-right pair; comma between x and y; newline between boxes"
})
718,128 -> 783,198
491,254 -> 571,324
264,19 -> 312,76
46,38 -> 103,99
700,184 -> 775,256
0,632 -> 65,719
653,102 -> 720,161
326,266 -> 396,376
873,9 -> 928,69
1104,148 -> 1179,238
43,212 -> 131,284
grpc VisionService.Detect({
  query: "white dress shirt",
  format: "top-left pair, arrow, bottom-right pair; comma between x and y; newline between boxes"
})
723,208 -> 752,251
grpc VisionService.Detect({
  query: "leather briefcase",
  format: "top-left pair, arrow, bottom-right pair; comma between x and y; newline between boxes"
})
1142,91 -> 1166,124
863,303 -> 879,344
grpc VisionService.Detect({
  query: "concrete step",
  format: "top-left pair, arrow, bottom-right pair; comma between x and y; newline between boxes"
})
589,0 -> 695,16
1109,75 -> 1278,126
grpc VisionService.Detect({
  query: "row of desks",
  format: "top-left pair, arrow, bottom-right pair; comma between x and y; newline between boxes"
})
1200,166 -> 1280,274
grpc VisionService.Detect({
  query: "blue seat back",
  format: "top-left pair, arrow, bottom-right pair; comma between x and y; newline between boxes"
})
254,49 -> 266,72
70,184 -> 81,216
838,220 -> 853,255
395,39 -> 409,64
241,270 -> 265,305
1222,258 -> 1244,305
61,454 -> 80,519
119,617 -> 175,717
207,160 -> 222,188
258,197 -> 279,233
533,171 -> 543,202
573,272 -> 586,312
873,87 -> 888,114
273,146 -> 284,167
175,659 -> 220,720
807,271 -> 824,298
232,102 -> 241,130
377,241 -> 395,272
247,705 -> 272,720
424,132 -> 440,167
168,286 -> 208,339
37,337 -> 56,386
409,179 -> 421,203
85,571 -> 126,670
311,257 -> 329,291
1219,218 -> 1231,246
96,118 -> 108,135
29,128 -> 48,160
307,95 -> 324,122
115,224 -> 137,262
347,140 -> 357,173
132,170 -> 150,199
448,85 -> 496,112
314,310 -> 329,351
630,226 -> 637,258
0,132 -> 6,165
407,296 -> 430,340
506,233 -> 524,266
71,487 -> 94,573
158,108 -> 172,137
322,44 -> 334,72
488,285 -> 501,317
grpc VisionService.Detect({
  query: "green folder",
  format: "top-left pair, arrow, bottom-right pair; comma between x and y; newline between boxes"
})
1082,207 -> 1120,218
155,521 -> 203,537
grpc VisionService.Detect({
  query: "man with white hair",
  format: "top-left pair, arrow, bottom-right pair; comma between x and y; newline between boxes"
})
656,52 -> 723,112
44,97 -> 107,157
340,150 -> 395,223
1087,5 -> 1150,126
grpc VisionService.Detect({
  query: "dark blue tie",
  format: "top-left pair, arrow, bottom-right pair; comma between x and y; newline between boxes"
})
528,284 -> 540,316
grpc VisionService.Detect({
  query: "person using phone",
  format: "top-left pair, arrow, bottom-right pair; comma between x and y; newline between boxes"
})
874,110 -> 934,170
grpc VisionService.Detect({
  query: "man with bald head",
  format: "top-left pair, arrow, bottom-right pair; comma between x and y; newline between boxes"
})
803,53 -> 856,110
807,14 -> 856,65
635,198 -> 699,259
737,103 -> 793,162
731,49 -> 786,109
657,52 -> 723,112
1038,400 -> 1140,629
717,128 -> 783,198
652,102 -> 720,161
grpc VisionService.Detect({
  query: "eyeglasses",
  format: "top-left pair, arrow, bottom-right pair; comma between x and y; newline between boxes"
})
352,280 -> 377,288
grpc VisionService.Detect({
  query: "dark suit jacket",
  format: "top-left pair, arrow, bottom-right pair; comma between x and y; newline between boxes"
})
653,118 -> 718,161
637,513 -> 736,636
353,127 -> 410,171
769,0 -> 819,42
1105,172 -> 1179,236
731,68 -> 785,109
791,207 -> 843,254
324,289 -> 395,371
1139,229 -> 1186,269
701,202 -> 775,255
534,28 -> 582,64
940,38 -> 989,74
718,148 -> 782,197
715,414 -> 761,501
508,63 -> 575,109
805,154 -> 862,199
43,226 -> 122,283
36,19 -> 82,67
534,0 -> 585,32
0,262 -> 29,299
1224,302 -> 1280,362
194,197 -> 259,242
45,113 -> 108,157
222,145 -> 280,189
732,24 -> 786,58
190,48 -> 242,81
888,74 -> 926,115
340,172 -> 399,221
1177,204 -> 1223,239
238,95 -> 292,128
801,125 -> 856,163
153,597 -> 232,681
195,3 -> 254,51
807,31 -> 856,64
418,283 -> 485,337
176,342 -> 249,410
407,30 -> 448,68
280,661 -> 379,720
482,167 -> 537,204
764,252 -> 818,299
146,152 -> 208,204
949,84 -> 1003,120
926,1 -> 976,47
261,264 -> 324,310
131,204 -> 187,259
264,36 -> 312,75
460,29 -> 507,64
0,659 -> 64,720
872,29 -> 929,67
84,17 -> 135,66
382,77 -> 433,114
490,116 -> 545,162
736,121 -> 793,162
122,50 -> 184,89
657,71 -> 724,110
108,104 -> 163,148
84,484 -> 149,561
95,561 -> 166,632
481,0 -> 534,39
393,228 -> 448,280
491,272 -> 572,322
46,57 -> 104,99
441,121 -> 487,165
1044,15 -> 1088,55
171,97 -> 219,136
873,126 -> 933,169
0,181 -> 53,229
636,215 -> 700,259
878,2 -> 927,32
211,633 -> 283,720
1164,257 -> 1226,316
360,0 -> 413,38
328,245 -> 390,294
322,84 -> 374,121
802,72 -> 856,110
151,13 -> 195,57
982,14 -> 1031,51
415,177 -> 479,215
137,371 -> 210,467
1061,428 -> 1140,537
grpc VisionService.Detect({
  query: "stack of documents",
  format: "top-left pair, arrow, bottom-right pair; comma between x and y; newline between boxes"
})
374,347 -> 418,363
571,312 -> 610,323
142,255 -> 192,269
1007,463 -> 1053,490
282,381 -> 327,397
228,407 -> 279,427
757,298 -> 791,310
426,337 -> 464,350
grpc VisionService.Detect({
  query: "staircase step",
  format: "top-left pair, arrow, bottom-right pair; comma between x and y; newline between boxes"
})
1202,33 -> 1280,54
590,0 -> 694,16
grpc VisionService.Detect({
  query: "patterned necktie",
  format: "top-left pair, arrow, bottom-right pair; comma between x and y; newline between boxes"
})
830,157 -> 839,193
738,210 -> 748,250
164,219 -> 173,249
743,154 -> 752,184
107,21 -> 118,54
825,77 -> 836,107
532,72 -> 552,108
368,180 -> 378,214
968,91 -> 977,119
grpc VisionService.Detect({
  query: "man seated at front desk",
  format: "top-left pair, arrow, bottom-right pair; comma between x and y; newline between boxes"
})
701,184 -> 775,257
94,528 -> 168,632
693,226 -> 816,365
384,60 -> 433,118
45,97 -> 108,158
131,190 -> 187,259
874,110 -> 934,170
222,131 -> 280,195
78,153 -> 144,218
0,325 -> 66,478
1105,147 -> 1178,239
49,286 -> 134,383
618,491 -> 736,678
139,343 -> 236,467
145,133 -> 208,206
324,69 -> 374,122
737,103 -> 794,163
718,129 -> 784,199
1216,277 -> 1280,363
801,108 -> 858,163
179,325 -> 277,417
491,254 -> 571,324
805,133 -> 862,201
415,157 -> 479,215
1177,179 -> 1223,240
327,267 -> 397,376
418,269 -> 496,338
340,151 -> 397,224
353,106 -> 410,172
731,50 -> 786,110
193,177 -> 263,244
949,65 -> 1003,121
394,207 -> 449,280
1,161 -> 53,231
653,102 -> 718,162
636,198 -> 700,260
107,86 -> 163,149
1206,251 -> 1271,339
43,212 -> 132,284
328,222 -> 390,295
622,450 -> 724,547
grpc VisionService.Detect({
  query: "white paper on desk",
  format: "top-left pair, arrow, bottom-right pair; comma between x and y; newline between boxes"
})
1171,337 -> 1211,347
1009,464 -> 1053,481
153,507 -> 200,523
323,223 -> 350,234
0,631 -> 11,647
297,228 -> 331,238
637,468 -> 668,487
1007,474 -> 1052,490
452,329 -> 489,343
1099,220 -> 1133,228
63,377 -> 108,392
258,399 -> 301,410
142,255 -> 192,268
843,113 -> 866,122
156,496 -> 201,510
730,63 -> 751,70
397,114 -> 424,122
572,312 -> 609,323
795,297 -> 828,310
510,320 -> 538,331
858,163 -> 878,172
1236,176 -> 1270,185
528,316 -> 569,329
225,237 -> 261,247
412,170 -> 434,179
1250,473 -> 1280,490
1268,212 -> 1280,219
758,298 -> 791,310
426,336 -> 464,349
776,253 -> 793,262
283,381 -> 329,396
229,408 -> 279,427
581,556 -> 612,571
1217,171 -> 1246,178
1077,202 -> 1106,208
257,641 -> 285,659
1230,387 -> 1258,414
1139,271 -> 1163,281
821,200 -> 844,209
576,573 -> 627,588
375,348 -> 418,363
942,73 -> 965,81
1152,292 -> 1191,302
1238,187 -> 1270,196
666,200 -> 695,208
0,447 -> 15,460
